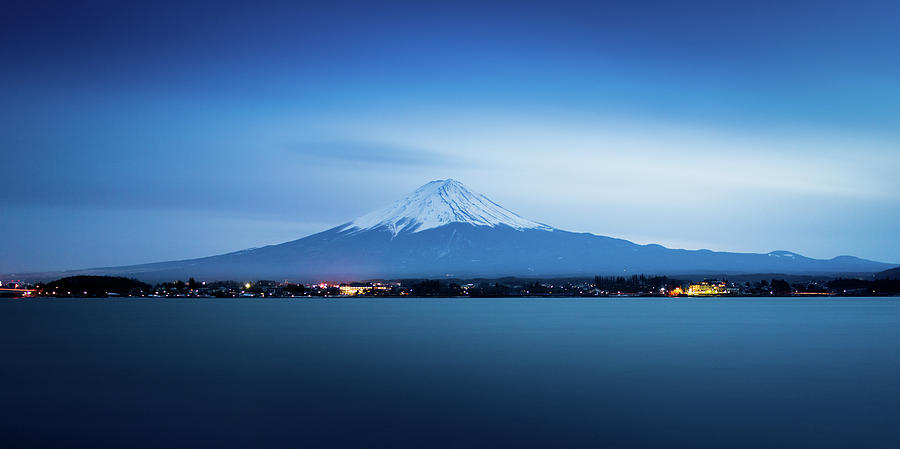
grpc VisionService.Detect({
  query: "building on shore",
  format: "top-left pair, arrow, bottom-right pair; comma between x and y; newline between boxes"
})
338,282 -> 394,296
339,283 -> 372,295
687,281 -> 730,296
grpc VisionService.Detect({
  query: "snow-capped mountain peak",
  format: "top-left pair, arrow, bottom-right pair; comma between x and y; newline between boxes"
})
342,179 -> 554,235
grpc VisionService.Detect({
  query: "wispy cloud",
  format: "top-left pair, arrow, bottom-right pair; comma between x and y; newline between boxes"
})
285,140 -> 459,166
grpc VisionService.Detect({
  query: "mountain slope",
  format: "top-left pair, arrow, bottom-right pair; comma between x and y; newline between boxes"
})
12,179 -> 897,282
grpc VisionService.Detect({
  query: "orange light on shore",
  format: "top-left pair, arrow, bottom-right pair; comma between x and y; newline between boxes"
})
667,287 -> 684,297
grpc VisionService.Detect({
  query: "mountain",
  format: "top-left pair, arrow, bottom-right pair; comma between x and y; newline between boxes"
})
876,267 -> 900,280
13,179 -> 897,282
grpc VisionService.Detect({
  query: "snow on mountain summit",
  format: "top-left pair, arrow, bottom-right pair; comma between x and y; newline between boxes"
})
342,179 -> 554,235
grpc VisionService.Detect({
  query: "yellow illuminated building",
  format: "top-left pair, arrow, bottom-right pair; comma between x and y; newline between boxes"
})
339,284 -> 371,295
687,281 -> 729,296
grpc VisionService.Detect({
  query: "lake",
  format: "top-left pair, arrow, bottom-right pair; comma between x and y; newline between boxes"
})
2,297 -> 899,448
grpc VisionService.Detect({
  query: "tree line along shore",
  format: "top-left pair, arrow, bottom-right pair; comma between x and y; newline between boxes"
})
8,274 -> 900,298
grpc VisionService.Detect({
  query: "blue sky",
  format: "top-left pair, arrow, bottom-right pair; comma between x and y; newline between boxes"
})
2,0 -> 899,271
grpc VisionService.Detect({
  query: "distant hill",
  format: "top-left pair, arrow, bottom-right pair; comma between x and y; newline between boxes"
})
876,267 -> 900,280
9,180 -> 898,283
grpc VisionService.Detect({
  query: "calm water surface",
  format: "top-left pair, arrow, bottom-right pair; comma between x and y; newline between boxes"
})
2,297 -> 899,448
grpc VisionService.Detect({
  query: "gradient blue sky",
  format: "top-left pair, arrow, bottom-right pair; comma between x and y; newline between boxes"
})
2,0 -> 899,272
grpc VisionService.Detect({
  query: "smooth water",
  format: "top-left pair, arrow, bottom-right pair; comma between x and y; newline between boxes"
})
2,297 -> 899,448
